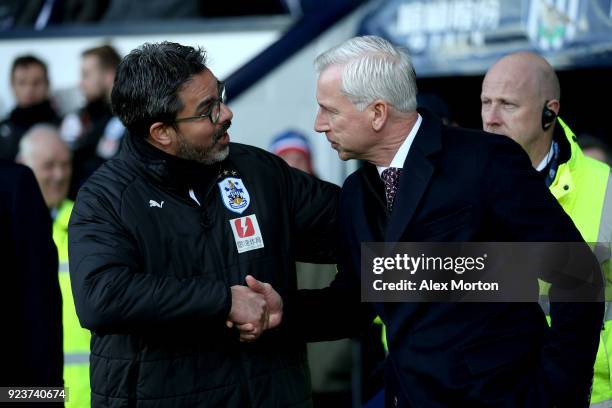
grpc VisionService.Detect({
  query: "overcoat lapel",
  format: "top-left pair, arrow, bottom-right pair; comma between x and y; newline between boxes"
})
385,111 -> 442,243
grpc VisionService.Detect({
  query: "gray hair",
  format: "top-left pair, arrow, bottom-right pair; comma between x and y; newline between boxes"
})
314,35 -> 417,112
18,123 -> 66,162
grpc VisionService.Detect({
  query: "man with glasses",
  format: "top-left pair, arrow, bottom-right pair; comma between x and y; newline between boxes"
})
68,41 -> 341,407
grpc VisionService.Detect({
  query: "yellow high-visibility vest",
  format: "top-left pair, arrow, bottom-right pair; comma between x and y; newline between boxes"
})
540,118 -> 612,407
54,199 -> 91,408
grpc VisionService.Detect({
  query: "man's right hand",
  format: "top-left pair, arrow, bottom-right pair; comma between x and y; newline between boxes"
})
227,285 -> 269,342
226,276 -> 283,342
232,276 -> 284,342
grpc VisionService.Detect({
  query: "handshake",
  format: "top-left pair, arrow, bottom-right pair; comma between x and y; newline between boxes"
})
227,275 -> 283,342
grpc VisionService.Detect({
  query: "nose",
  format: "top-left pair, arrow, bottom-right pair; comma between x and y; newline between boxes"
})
51,163 -> 70,183
219,102 -> 233,123
314,108 -> 329,134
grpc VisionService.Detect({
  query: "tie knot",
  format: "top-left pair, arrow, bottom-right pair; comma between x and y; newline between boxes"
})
381,167 -> 401,184
381,167 -> 401,212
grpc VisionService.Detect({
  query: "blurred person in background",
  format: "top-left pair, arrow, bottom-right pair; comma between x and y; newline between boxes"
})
269,130 -> 314,174
577,134 -> 612,166
0,158 -> 62,391
17,124 -> 91,408
60,44 -> 125,199
0,55 -> 61,161
481,51 -> 612,407
270,129 -> 353,407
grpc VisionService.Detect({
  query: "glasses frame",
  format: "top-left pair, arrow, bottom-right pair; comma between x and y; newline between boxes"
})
173,81 -> 226,125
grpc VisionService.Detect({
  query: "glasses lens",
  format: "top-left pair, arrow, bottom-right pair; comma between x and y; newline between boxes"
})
211,83 -> 225,124
209,100 -> 218,124
219,82 -> 226,103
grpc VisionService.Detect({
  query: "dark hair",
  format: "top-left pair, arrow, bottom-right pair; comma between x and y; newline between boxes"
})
111,42 -> 207,137
82,45 -> 122,71
11,55 -> 49,84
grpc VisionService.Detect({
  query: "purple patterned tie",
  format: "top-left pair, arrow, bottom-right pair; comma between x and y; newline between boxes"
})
381,167 -> 402,212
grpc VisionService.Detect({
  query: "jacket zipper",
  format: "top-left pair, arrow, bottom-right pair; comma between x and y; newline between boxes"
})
205,169 -> 255,407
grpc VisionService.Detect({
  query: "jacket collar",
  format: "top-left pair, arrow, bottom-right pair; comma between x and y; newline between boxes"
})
355,110 -> 443,243
549,117 -> 581,201
9,99 -> 60,126
120,132 -> 223,191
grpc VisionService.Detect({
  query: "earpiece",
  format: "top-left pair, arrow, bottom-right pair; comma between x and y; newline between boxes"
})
541,101 -> 557,130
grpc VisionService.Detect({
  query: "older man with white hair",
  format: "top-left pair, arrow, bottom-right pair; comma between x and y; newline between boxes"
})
18,125 -> 72,213
18,124 -> 91,408
292,35 -> 604,408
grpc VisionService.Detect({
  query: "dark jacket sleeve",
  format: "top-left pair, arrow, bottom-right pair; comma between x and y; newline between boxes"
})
68,185 -> 231,334
9,164 -> 63,386
483,136 -> 604,408
284,174 -> 375,341
285,267 -> 374,342
283,164 -> 341,264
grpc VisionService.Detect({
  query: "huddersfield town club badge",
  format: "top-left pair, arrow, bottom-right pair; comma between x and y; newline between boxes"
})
218,177 -> 250,214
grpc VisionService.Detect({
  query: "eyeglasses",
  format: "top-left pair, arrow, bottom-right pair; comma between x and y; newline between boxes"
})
174,81 -> 226,125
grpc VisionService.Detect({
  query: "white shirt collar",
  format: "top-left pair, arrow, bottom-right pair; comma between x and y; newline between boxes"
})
535,141 -> 555,172
377,113 -> 422,177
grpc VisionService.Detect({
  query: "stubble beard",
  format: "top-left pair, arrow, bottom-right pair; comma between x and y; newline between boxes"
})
176,121 -> 231,165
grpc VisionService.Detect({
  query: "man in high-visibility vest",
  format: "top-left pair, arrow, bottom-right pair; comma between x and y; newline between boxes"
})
18,124 -> 91,407
481,51 -> 612,407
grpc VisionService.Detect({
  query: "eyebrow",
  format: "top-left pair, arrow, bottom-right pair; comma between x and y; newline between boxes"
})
194,96 -> 215,115
319,102 -> 338,113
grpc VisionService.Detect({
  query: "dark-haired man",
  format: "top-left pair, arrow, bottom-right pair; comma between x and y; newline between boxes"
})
0,54 -> 61,160
68,41 -> 340,407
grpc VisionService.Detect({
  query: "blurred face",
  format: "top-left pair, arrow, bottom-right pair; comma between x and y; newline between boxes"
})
11,64 -> 49,107
171,69 -> 232,164
481,62 -> 543,150
314,65 -> 373,161
24,133 -> 72,209
279,150 -> 311,174
80,55 -> 111,102
583,147 -> 609,164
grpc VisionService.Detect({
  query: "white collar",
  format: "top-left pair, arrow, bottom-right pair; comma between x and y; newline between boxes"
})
535,142 -> 555,171
377,113 -> 422,177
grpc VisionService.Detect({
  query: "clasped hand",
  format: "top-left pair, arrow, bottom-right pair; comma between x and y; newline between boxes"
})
227,275 -> 282,342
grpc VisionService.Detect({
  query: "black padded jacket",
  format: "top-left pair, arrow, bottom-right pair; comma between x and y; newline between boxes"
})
68,134 -> 340,407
